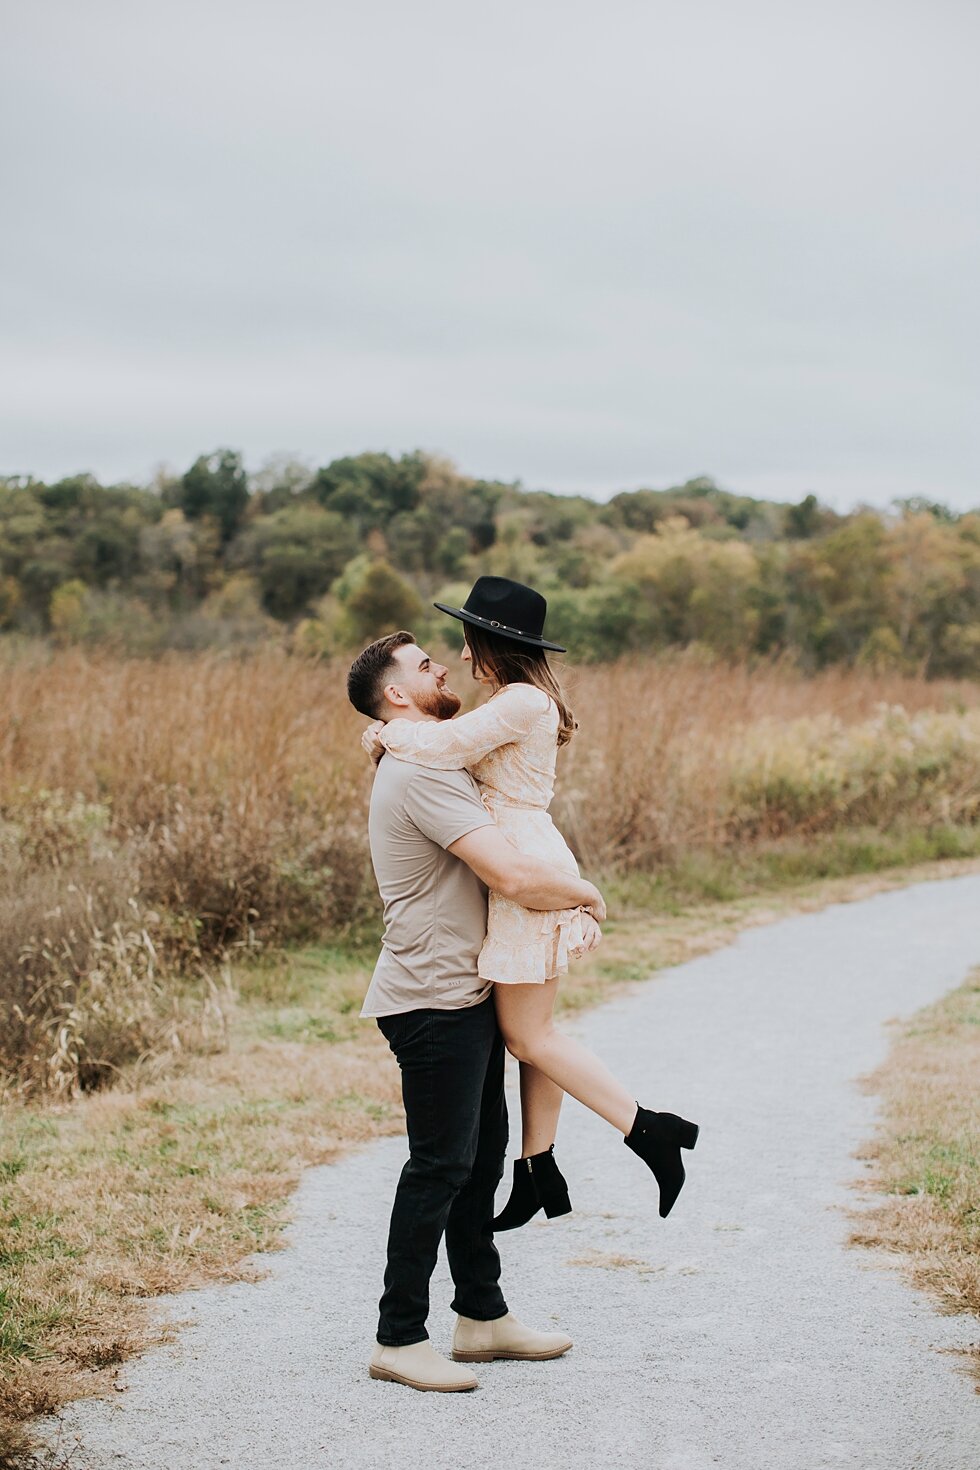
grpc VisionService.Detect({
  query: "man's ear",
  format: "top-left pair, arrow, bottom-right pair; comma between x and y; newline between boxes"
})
381,681 -> 411,713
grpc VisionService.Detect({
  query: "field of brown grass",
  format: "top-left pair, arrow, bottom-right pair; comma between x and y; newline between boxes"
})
1,643 -> 978,1097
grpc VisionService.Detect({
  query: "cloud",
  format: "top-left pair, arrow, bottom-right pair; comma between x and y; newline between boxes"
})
2,0 -> 978,511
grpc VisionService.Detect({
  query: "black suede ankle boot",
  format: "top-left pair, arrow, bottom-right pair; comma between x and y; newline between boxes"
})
492,1146 -> 572,1232
624,1106 -> 700,1218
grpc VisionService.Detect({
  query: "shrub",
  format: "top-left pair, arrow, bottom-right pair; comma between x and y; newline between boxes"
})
0,845 -> 224,1099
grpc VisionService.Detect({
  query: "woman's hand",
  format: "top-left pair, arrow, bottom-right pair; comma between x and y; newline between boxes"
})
360,720 -> 386,764
579,913 -> 602,952
568,911 -> 602,960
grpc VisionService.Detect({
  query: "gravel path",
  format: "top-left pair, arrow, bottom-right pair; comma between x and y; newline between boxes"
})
42,874 -> 980,1470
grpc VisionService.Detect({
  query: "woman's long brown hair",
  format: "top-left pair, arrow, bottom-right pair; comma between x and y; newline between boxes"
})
463,624 -> 577,747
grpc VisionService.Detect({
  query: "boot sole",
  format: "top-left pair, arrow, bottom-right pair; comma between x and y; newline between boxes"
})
369,1364 -> 476,1392
492,1204 -> 572,1231
451,1343 -> 573,1363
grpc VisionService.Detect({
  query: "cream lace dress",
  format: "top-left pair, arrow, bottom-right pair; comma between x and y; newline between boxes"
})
379,682 -> 586,985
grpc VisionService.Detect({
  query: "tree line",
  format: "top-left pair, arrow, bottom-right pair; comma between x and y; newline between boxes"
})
0,449 -> 978,674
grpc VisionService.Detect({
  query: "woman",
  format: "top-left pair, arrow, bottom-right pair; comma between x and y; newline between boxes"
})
362,576 -> 699,1228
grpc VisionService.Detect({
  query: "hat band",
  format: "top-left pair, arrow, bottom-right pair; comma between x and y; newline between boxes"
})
465,610 -> 537,638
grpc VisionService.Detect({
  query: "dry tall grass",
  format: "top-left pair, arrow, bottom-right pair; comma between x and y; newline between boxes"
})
850,966 -> 980,1385
554,655 -> 980,867
1,643 -> 978,1095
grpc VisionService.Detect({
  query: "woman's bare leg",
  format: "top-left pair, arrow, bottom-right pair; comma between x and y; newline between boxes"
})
517,1061 -> 564,1155
495,979 -> 637,1135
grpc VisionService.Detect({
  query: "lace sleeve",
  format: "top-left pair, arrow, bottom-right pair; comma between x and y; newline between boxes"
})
379,685 -> 553,770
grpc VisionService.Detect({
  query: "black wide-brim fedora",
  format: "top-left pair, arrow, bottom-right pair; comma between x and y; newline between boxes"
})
433,575 -> 567,653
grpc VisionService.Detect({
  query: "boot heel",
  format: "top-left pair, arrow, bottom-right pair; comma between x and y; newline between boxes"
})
542,1187 -> 572,1219
535,1147 -> 573,1219
659,1111 -> 700,1149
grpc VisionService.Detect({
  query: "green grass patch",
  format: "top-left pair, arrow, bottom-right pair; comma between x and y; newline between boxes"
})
604,822 -> 980,915
232,944 -> 373,1047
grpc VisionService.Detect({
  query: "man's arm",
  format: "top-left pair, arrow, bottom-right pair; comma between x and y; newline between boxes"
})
448,825 -> 606,922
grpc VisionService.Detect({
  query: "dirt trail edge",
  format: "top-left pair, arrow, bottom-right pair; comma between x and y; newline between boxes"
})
40,873 -> 980,1470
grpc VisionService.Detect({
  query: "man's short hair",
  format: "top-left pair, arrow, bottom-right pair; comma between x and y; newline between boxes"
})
347,630 -> 416,719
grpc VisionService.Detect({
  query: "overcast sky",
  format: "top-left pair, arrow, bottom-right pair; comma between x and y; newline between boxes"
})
2,1 -> 978,512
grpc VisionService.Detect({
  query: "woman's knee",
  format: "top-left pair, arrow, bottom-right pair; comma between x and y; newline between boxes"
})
501,1031 -> 531,1064
499,1020 -> 552,1066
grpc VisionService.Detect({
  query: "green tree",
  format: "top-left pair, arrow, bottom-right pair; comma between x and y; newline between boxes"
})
49,578 -> 92,642
20,554 -> 73,622
749,542 -> 790,654
484,510 -> 547,584
545,582 -> 640,659
309,451 -> 426,532
49,579 -> 156,650
336,557 -> 424,644
884,512 -> 965,671
135,508 -> 221,609
786,514 -> 891,665
232,506 -> 358,620
611,517 -> 761,656
435,526 -> 471,577
786,493 -> 824,539
599,488 -> 668,535
687,539 -> 761,655
249,455 -> 314,512
889,495 -> 958,524
939,622 -> 980,677
176,450 -> 249,545
610,517 -> 699,645
856,626 -> 905,673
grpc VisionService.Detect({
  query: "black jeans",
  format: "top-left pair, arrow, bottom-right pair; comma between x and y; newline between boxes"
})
375,995 -> 509,1346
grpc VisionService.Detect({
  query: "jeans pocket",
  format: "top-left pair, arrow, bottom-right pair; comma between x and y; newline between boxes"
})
377,1009 -> 434,1067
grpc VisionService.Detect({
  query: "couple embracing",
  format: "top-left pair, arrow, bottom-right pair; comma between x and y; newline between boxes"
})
346,576 -> 699,1393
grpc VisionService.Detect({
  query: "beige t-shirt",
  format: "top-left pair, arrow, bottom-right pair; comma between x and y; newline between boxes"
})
360,754 -> 496,1019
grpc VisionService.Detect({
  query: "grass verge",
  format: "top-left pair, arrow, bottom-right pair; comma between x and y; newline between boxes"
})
2,831 -> 980,1462
849,964 -> 980,1390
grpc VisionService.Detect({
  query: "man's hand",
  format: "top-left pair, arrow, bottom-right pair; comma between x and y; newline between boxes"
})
360,720 -> 386,764
448,826 -> 608,916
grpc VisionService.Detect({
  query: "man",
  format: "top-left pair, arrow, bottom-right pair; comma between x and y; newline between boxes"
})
346,629 -> 606,1393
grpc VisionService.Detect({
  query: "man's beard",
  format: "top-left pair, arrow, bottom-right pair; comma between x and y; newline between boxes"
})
415,685 -> 462,720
